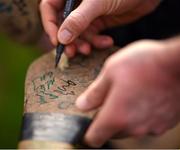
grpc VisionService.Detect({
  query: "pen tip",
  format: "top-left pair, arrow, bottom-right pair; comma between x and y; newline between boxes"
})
55,58 -> 59,69
55,56 -> 59,69
55,44 -> 65,69
55,60 -> 59,68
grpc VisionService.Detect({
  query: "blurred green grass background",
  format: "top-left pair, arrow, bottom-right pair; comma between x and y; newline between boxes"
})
0,34 -> 41,148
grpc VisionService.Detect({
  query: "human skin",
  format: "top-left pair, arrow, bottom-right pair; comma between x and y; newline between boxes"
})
40,0 -> 161,57
76,38 -> 180,147
39,0 -> 180,148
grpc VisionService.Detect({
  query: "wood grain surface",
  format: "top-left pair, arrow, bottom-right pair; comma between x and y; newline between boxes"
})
23,48 -> 116,116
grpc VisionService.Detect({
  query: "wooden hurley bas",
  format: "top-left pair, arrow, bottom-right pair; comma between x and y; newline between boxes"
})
18,48 -> 180,149
18,48 -> 116,149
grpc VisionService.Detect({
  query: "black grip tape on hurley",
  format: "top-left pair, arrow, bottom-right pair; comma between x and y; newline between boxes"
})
20,113 -> 91,145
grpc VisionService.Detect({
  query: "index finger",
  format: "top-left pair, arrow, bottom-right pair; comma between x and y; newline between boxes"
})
40,0 -> 65,45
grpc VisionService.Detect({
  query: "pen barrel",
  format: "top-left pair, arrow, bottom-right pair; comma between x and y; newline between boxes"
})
63,0 -> 76,18
55,0 -> 76,66
56,44 -> 65,55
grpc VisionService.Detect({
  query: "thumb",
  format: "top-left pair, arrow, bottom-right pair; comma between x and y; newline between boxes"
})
58,0 -> 104,44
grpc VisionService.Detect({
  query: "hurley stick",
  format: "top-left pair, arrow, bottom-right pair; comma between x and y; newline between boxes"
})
18,47 -> 180,149
18,48 -> 117,149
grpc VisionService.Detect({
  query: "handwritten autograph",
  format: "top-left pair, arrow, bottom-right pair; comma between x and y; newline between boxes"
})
32,72 -> 77,104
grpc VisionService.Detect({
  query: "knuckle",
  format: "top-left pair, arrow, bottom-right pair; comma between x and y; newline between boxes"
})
104,0 -> 122,14
39,0 -> 46,11
66,11 -> 89,34
103,55 -> 118,78
39,0 -> 52,12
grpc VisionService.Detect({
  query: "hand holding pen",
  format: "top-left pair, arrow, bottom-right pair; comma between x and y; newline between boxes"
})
40,0 -> 160,58
40,0 -> 114,58
39,0 -> 162,148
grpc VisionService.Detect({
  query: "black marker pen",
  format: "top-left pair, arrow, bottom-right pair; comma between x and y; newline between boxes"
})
55,0 -> 76,68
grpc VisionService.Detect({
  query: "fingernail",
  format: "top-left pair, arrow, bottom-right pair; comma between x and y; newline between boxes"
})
59,29 -> 72,43
76,95 -> 89,110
